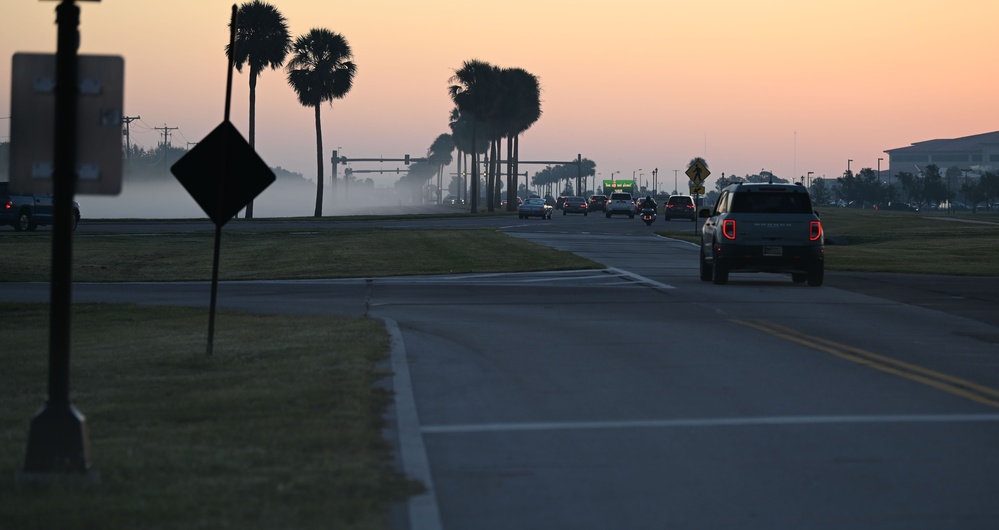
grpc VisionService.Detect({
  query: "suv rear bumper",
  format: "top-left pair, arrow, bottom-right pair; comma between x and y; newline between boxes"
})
714,244 -> 824,273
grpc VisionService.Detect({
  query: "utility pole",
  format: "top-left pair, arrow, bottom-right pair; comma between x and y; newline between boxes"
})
155,123 -> 178,171
121,115 -> 139,162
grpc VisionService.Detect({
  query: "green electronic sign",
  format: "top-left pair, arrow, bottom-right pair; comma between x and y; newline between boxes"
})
602,179 -> 634,192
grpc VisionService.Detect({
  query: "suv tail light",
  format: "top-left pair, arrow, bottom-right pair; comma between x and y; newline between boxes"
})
722,219 -> 737,240
810,220 -> 823,241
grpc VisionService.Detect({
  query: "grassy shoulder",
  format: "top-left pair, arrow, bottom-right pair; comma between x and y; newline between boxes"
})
1,304 -> 419,530
0,227 -> 601,282
655,207 -> 999,276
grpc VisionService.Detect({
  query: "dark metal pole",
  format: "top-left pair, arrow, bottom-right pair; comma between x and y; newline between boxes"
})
23,0 -> 91,476
206,4 -> 238,356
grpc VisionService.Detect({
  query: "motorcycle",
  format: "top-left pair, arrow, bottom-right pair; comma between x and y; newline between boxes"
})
641,207 -> 657,226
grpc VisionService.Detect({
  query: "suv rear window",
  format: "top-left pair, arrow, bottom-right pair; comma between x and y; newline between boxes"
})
668,196 -> 692,205
731,191 -> 812,214
610,193 -> 631,200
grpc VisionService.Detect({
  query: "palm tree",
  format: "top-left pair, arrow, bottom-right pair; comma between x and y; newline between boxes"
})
449,60 -> 501,213
428,134 -> 455,203
449,107 -> 489,204
227,0 -> 290,219
286,28 -> 357,217
501,68 -> 541,211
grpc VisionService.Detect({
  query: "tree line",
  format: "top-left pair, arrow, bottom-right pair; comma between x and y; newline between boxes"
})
709,164 -> 999,212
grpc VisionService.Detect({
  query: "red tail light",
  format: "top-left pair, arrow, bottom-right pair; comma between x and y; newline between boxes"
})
722,219 -> 737,240
810,220 -> 823,241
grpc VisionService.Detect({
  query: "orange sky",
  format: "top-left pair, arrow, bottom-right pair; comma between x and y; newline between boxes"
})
2,0 -> 997,193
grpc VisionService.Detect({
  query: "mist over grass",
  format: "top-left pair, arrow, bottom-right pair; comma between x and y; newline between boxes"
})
79,176 -> 428,219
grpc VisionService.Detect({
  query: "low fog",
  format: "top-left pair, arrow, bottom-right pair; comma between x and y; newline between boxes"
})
79,175 -> 439,219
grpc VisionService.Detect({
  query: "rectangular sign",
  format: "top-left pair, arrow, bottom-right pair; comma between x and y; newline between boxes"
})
10,53 -> 125,195
602,179 -> 634,192
689,185 -> 706,195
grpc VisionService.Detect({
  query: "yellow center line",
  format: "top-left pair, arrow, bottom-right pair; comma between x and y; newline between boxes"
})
734,319 -> 999,410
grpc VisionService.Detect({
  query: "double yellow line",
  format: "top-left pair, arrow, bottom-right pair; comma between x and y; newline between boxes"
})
735,319 -> 999,410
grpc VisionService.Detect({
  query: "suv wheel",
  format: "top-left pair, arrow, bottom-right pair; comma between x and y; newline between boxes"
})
15,212 -> 31,232
711,245 -> 729,285
807,263 -> 824,287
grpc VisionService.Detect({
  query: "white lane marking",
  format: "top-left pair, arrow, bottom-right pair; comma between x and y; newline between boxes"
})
421,414 -> 999,434
382,318 -> 443,530
607,267 -> 676,290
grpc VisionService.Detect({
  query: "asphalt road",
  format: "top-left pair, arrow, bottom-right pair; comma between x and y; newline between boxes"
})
4,211 -> 999,529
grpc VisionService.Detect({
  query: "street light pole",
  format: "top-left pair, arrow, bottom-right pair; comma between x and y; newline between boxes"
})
848,159 -> 853,175
674,169 -> 678,194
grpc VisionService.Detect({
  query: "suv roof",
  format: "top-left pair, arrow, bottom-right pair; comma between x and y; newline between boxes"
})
719,183 -> 813,214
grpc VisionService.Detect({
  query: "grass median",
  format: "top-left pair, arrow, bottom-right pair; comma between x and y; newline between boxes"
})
0,227 -> 601,282
1,304 -> 422,530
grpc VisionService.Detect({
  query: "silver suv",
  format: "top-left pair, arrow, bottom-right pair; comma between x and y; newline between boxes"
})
605,192 -> 635,218
699,182 -> 824,286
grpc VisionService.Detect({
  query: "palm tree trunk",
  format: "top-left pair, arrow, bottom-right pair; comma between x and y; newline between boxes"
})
456,149 -> 462,204
506,135 -> 515,210
246,70 -> 258,219
513,135 -> 520,205
313,104 -> 324,217
487,138 -> 498,211
470,128 -> 478,213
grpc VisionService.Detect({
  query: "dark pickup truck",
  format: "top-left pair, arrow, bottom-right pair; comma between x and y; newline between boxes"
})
1,181 -> 81,231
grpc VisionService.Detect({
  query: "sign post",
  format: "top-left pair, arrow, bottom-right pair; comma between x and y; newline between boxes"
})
686,160 -> 711,235
20,0 -> 109,481
170,5 -> 275,356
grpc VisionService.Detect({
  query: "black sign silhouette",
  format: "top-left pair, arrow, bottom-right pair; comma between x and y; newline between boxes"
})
171,121 -> 275,226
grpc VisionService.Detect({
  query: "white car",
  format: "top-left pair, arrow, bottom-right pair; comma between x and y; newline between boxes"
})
605,192 -> 635,218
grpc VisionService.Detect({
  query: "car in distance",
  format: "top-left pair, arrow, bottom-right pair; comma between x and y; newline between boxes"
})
562,196 -> 589,216
1,181 -> 81,231
555,195 -> 568,210
663,195 -> 696,221
605,192 -> 635,218
699,182 -> 824,286
518,197 -> 554,219
587,195 -> 608,212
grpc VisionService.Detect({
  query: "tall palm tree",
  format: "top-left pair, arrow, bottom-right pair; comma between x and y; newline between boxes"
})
501,68 -> 541,211
227,0 -> 290,219
286,28 -> 357,217
449,60 -> 501,213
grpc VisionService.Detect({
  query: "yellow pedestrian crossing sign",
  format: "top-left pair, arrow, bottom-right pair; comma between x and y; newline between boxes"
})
685,160 -> 710,186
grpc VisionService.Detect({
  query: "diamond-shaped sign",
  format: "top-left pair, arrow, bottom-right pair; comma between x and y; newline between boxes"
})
170,121 -> 275,227
685,160 -> 710,186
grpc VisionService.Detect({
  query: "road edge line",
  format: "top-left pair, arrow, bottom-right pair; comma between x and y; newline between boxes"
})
382,317 -> 443,530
